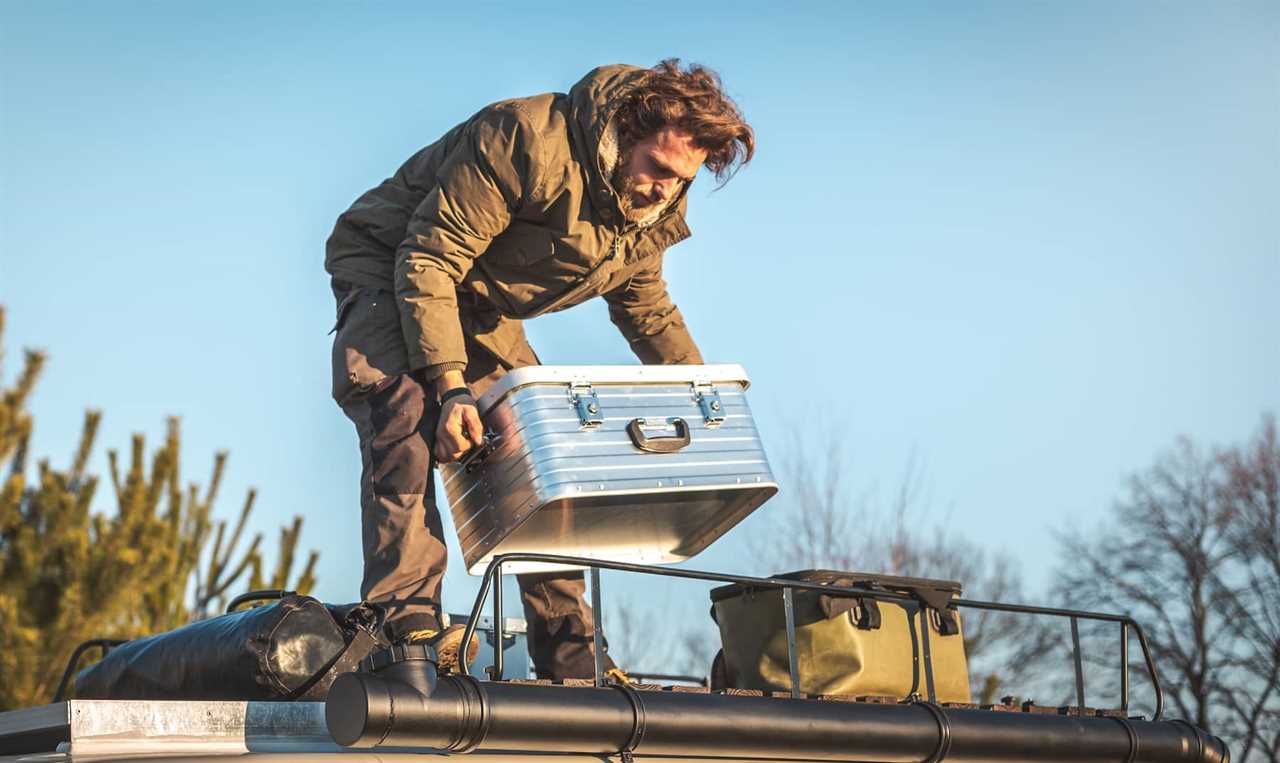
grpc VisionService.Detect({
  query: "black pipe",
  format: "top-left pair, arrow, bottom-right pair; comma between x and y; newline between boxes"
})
326,664 -> 1228,763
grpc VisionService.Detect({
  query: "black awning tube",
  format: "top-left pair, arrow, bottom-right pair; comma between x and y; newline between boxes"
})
326,670 -> 1228,763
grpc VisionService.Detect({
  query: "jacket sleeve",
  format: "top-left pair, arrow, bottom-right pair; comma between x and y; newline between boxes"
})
603,257 -> 704,365
394,107 -> 544,376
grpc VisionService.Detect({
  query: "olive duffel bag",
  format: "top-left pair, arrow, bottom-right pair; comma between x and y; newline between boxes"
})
710,570 -> 972,702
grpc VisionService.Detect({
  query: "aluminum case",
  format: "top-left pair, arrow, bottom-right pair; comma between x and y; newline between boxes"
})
441,365 -> 777,574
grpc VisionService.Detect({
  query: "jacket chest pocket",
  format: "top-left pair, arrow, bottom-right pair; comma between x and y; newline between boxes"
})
508,234 -> 605,286
514,238 -> 556,267
491,223 -> 581,269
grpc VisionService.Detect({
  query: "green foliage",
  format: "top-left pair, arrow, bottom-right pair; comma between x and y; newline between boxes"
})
0,307 -> 319,710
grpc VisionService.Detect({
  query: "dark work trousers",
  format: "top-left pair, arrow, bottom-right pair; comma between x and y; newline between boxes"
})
330,280 -> 615,679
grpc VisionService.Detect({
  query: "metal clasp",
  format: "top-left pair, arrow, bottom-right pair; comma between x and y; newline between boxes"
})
569,383 -> 604,429
692,382 -> 725,427
459,431 -> 502,474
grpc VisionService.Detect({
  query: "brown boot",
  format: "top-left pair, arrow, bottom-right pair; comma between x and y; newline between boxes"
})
605,667 -> 634,686
402,624 -> 479,673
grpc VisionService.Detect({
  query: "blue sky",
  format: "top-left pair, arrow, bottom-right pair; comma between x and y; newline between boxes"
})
2,2 -> 1276,666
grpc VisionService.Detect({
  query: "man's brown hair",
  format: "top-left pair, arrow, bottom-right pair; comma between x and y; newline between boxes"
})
614,59 -> 755,184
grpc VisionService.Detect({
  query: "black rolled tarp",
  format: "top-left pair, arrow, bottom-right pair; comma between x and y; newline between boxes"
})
75,595 -> 385,701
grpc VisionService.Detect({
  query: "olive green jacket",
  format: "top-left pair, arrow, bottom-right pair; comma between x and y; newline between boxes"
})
325,65 -> 703,378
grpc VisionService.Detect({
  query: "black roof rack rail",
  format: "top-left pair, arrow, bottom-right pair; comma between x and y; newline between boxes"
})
459,552 -> 1163,720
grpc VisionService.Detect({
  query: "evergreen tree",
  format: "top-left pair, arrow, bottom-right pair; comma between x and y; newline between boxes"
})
0,307 -> 318,709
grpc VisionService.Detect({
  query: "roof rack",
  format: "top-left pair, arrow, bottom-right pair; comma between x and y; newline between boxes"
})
458,552 -> 1164,718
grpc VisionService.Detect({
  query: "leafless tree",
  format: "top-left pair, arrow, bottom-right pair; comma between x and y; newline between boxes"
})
1057,414 -> 1279,761
1216,415 -> 1280,760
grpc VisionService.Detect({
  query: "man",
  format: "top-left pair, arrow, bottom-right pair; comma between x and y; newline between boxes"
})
325,60 -> 753,679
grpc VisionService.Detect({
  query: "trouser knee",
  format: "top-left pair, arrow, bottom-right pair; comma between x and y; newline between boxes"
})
364,375 -> 437,496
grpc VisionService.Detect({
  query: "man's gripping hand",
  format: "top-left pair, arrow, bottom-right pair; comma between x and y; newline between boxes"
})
433,370 -> 485,463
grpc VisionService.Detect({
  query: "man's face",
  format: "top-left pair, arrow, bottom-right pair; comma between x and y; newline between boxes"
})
614,127 -> 708,222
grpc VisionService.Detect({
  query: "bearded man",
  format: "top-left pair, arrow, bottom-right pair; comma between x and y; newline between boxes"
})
325,60 -> 754,680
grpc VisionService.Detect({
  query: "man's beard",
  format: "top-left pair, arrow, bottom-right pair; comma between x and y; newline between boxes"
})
611,163 -> 667,226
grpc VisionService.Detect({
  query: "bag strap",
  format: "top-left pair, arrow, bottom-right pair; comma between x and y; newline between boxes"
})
820,581 -> 960,635
910,586 -> 960,636
293,626 -> 383,701
292,602 -> 389,701
818,592 -> 882,630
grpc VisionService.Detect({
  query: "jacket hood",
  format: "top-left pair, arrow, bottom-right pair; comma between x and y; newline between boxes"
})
567,64 -> 652,220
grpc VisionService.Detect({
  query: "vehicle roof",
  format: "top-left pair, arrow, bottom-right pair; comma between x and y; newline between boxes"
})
0,700 -> 790,763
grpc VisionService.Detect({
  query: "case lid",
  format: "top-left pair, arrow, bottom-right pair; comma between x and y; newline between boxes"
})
709,569 -> 963,603
474,364 -> 751,416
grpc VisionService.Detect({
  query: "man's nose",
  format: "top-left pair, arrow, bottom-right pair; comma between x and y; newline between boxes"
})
653,178 -> 679,201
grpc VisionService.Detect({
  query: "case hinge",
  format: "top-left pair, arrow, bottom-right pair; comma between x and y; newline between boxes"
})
692,383 -> 725,427
569,383 -> 604,429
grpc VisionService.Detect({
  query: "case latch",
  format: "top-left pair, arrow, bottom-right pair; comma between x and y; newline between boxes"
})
569,383 -> 604,429
692,383 -> 725,427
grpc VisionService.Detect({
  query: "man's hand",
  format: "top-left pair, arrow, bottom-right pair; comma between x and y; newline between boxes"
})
433,370 -> 485,463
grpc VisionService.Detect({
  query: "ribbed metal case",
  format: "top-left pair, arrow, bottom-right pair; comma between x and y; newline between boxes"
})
441,365 -> 777,574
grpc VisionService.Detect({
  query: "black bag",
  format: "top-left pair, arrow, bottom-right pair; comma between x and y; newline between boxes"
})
74,595 -> 387,701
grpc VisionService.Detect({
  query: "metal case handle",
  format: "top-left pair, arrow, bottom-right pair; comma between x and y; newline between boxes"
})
626,418 -> 691,453
459,432 -> 502,473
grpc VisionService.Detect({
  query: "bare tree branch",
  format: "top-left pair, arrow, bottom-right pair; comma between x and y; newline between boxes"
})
1057,414 -> 1279,760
